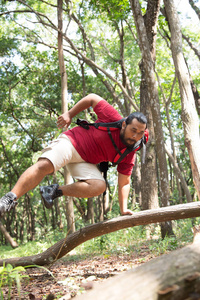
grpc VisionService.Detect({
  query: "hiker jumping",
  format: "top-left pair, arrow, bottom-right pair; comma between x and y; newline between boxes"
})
0,94 -> 148,217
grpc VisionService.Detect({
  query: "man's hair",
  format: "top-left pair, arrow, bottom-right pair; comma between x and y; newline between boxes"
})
126,112 -> 147,128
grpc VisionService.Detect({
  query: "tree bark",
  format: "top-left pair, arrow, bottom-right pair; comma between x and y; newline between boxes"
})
139,0 -> 160,211
1,201 -> 200,267
87,198 -> 95,224
73,225 -> 200,300
132,160 -> 142,205
98,194 -> 104,222
130,0 -> 173,237
140,69 -> 158,211
182,33 -> 200,61
156,74 -> 184,202
189,0 -> 200,20
164,0 -> 200,200
165,146 -> 192,203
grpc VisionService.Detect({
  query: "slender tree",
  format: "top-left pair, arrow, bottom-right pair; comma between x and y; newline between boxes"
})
140,0 -> 160,211
164,0 -> 200,200
189,0 -> 200,20
129,0 -> 173,237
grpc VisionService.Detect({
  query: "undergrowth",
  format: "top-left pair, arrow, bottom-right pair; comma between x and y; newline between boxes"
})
0,217 -> 197,260
0,217 -> 198,299
76,217 -> 195,257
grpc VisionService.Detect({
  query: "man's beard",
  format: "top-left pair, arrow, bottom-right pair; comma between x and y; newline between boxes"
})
120,131 -> 136,149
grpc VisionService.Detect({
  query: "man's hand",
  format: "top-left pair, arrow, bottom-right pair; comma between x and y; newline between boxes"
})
121,209 -> 134,216
57,94 -> 102,130
57,112 -> 72,129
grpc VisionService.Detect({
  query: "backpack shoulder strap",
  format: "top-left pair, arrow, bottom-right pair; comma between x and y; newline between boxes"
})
76,118 -> 125,130
112,137 -> 145,165
76,118 -> 148,165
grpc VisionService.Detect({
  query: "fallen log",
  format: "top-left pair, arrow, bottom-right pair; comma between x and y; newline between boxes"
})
1,201 -> 200,267
73,225 -> 200,300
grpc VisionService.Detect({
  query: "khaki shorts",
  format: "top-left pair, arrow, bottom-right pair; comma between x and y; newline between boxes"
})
40,134 -> 105,182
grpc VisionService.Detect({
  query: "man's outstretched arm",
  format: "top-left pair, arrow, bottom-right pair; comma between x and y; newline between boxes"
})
118,172 -> 134,216
57,93 -> 103,129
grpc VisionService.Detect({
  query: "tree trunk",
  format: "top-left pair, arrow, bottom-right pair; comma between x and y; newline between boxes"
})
165,146 -> 192,203
87,198 -> 95,224
98,194 -> 104,222
164,0 -> 200,200
140,64 -> 159,211
156,74 -> 184,202
64,169 -> 75,233
73,225 -> 200,300
57,0 -> 75,233
189,73 -> 200,116
103,189 -> 110,216
139,0 -> 159,211
189,0 -> 200,20
130,0 -> 173,237
132,159 -> 141,206
0,221 -> 18,249
1,201 -> 200,267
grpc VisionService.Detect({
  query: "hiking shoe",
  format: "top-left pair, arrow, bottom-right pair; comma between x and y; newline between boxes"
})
0,192 -> 17,217
40,184 -> 63,209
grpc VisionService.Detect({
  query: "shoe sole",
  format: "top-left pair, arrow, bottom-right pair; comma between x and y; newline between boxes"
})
39,187 -> 53,209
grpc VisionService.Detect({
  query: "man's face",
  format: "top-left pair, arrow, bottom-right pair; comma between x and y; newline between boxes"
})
120,119 -> 146,148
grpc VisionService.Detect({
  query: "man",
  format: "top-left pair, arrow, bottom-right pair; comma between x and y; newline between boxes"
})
0,94 -> 148,217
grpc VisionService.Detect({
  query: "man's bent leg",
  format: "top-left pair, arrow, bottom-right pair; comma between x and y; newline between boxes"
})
0,158 -> 54,217
11,158 -> 54,199
40,161 -> 106,208
40,179 -> 106,209
60,179 -> 106,198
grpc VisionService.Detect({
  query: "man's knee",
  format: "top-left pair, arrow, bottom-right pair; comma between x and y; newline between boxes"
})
98,180 -> 107,194
86,179 -> 106,195
37,158 -> 55,175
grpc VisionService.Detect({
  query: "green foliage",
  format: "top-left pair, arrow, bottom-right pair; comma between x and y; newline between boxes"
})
0,263 -> 29,300
0,229 -> 67,260
148,236 -> 178,255
0,0 -> 199,243
148,220 -> 195,255
89,0 -> 131,22
75,218 -> 196,258
0,261 -> 55,300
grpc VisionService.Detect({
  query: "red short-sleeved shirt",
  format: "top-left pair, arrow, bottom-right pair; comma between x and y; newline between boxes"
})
64,100 -> 136,175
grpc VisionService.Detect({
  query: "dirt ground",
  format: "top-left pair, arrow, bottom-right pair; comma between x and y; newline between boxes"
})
2,247 -> 155,300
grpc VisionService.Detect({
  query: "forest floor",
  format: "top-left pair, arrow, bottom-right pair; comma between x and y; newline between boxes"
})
2,246 -> 158,300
